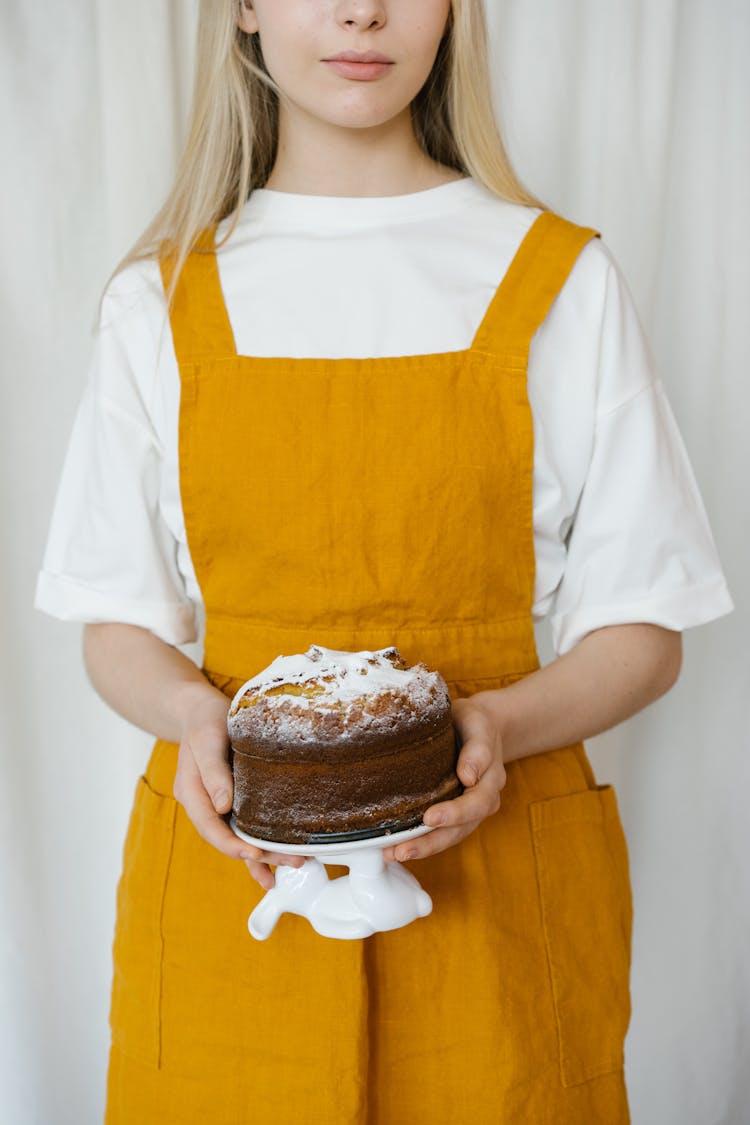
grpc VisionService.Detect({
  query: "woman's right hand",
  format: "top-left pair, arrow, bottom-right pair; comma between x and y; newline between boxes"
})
174,682 -> 304,889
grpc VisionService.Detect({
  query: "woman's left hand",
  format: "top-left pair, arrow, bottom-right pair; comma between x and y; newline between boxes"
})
381,694 -> 507,864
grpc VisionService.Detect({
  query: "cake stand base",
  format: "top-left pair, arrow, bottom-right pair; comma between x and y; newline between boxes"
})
230,819 -> 433,940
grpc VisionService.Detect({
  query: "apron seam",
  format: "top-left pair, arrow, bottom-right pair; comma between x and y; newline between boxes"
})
202,611 -> 536,627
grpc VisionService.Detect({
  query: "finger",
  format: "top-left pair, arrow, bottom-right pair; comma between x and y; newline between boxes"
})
381,759 -> 505,865
455,736 -> 494,789
174,745 -> 251,860
184,724 -> 234,814
244,854 -> 309,888
423,764 -> 504,830
393,820 -> 482,862
240,847 -> 306,869
381,832 -> 434,864
383,799 -> 493,863
245,859 -> 276,890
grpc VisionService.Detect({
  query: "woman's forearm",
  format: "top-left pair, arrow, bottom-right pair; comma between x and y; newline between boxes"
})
82,622 -> 226,741
82,622 -> 309,878
387,623 -> 682,864
83,622 -> 681,758
472,623 -> 682,764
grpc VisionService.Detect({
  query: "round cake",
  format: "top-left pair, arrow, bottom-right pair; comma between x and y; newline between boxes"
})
227,644 -> 462,844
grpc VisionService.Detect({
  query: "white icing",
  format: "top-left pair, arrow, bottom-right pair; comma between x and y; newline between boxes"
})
230,645 -> 425,710
227,645 -> 450,745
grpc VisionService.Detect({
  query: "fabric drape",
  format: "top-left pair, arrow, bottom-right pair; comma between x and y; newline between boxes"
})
2,2 -> 747,1123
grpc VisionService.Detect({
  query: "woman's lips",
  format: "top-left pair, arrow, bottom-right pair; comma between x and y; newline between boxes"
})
322,58 -> 394,81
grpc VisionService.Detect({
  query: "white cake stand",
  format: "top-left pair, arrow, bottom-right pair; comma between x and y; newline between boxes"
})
230,817 -> 434,940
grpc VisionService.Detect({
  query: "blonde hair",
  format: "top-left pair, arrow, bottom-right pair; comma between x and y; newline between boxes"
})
118,0 -> 540,297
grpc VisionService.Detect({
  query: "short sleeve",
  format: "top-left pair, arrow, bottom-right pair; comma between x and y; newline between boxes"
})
537,241 -> 733,654
34,269 -> 199,645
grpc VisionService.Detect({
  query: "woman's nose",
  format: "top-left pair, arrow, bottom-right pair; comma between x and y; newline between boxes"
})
336,0 -> 387,31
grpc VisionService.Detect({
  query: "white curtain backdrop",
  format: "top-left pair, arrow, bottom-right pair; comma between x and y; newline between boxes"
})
2,2 -> 747,1122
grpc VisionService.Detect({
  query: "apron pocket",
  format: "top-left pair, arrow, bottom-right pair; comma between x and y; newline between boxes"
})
529,784 -> 633,1087
110,775 -> 177,1068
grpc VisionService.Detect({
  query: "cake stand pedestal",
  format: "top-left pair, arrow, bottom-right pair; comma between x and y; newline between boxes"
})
230,819 -> 433,940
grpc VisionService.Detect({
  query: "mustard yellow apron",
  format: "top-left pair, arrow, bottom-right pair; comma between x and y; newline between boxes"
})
105,212 -> 633,1123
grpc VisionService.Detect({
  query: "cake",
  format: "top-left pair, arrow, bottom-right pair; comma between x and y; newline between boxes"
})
227,644 -> 462,844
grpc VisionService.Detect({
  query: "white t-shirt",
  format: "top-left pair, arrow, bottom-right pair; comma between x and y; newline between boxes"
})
35,177 -> 732,654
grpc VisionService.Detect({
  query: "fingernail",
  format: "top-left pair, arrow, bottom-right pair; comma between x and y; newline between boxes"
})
427,812 -> 445,827
214,788 -> 230,810
399,849 -> 418,861
240,849 -> 257,862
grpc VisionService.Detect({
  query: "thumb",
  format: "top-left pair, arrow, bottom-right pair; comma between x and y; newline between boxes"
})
456,738 -> 492,788
184,723 -> 233,813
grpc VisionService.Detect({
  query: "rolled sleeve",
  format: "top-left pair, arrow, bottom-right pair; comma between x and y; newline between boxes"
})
549,381 -> 733,654
35,298 -> 199,646
530,239 -> 732,655
34,572 -> 197,645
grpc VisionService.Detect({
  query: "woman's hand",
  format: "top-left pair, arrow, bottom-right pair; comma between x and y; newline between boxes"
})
82,622 -> 304,889
173,683 -> 304,890
381,695 -> 507,864
381,624 -> 683,866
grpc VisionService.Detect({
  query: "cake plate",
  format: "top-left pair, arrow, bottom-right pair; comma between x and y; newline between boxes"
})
230,818 -> 434,941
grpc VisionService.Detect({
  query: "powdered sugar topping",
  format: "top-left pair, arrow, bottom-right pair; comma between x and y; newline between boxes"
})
226,647 -> 452,748
229,644 -> 436,714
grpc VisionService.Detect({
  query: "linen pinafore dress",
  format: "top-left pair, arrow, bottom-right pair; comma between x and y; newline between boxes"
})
105,212 -> 633,1124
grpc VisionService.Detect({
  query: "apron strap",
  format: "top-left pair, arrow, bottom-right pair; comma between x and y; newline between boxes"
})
470,212 -> 599,359
159,227 -> 237,365
159,213 -> 596,365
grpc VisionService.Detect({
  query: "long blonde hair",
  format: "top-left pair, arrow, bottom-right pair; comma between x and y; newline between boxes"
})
118,0 -> 540,297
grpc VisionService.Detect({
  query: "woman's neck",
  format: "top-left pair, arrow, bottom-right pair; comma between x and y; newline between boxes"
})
264,104 -> 464,198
